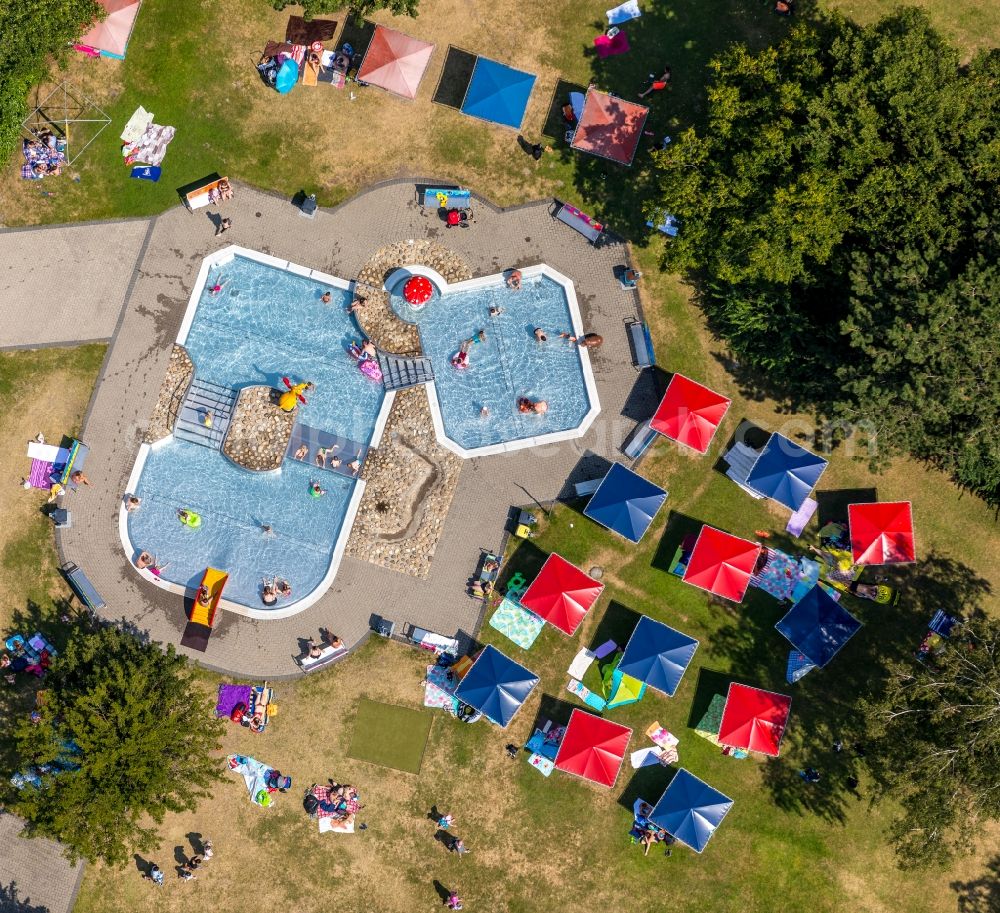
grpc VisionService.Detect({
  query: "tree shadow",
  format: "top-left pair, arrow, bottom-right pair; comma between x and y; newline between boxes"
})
951,856 -> 1000,913
709,549 -> 991,823
0,880 -> 51,913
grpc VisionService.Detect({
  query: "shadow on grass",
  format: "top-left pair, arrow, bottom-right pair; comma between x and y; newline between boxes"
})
814,488 -> 878,526
709,549 -> 992,823
618,763 -> 675,814
951,856 -> 1000,913
432,47 -> 477,109
542,79 -> 588,140
650,510 -> 703,574
587,599 -> 642,654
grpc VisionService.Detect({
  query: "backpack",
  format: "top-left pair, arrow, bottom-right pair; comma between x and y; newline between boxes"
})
303,793 -> 320,816
230,702 -> 246,723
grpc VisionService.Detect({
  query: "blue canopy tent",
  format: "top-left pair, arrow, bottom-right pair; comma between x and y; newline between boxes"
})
583,462 -> 668,543
650,768 -> 734,853
460,57 -> 536,129
454,644 -> 539,727
617,616 -> 698,696
775,585 -> 862,668
745,433 -> 828,511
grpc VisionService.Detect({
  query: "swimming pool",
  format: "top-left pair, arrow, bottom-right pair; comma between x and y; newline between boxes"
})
122,249 -> 390,616
388,266 -> 599,456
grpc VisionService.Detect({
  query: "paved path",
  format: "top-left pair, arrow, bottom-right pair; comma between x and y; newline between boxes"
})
0,813 -> 84,913
29,179 -> 655,677
0,219 -> 151,350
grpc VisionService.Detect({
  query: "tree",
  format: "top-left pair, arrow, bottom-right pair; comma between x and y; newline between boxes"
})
650,9 -> 1000,502
10,627 -> 223,865
0,0 -> 102,162
859,616 -> 1000,867
270,0 -> 420,22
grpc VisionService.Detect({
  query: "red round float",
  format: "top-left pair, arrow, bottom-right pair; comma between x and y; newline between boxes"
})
403,275 -> 434,307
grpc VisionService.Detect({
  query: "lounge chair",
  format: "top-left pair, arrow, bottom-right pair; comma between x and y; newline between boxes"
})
625,319 -> 654,368
61,561 -> 106,610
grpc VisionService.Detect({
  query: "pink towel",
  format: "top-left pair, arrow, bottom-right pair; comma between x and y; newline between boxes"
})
28,459 -> 53,490
594,31 -> 630,58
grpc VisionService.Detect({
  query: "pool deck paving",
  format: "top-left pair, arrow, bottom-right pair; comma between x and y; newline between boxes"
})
8,180 -> 657,678
0,812 -> 85,913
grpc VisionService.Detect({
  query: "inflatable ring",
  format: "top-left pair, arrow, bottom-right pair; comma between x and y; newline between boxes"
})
179,511 -> 202,529
311,40 -> 324,53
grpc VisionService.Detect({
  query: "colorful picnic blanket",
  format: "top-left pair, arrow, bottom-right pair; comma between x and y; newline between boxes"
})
123,124 -> 175,167
693,694 -> 726,745
216,683 -> 252,718
21,139 -> 66,178
423,664 -> 459,715
120,106 -> 154,144
750,549 -> 820,603
528,752 -> 555,776
227,754 -> 274,807
594,31 -> 630,58
489,598 -> 544,650
28,459 -> 53,490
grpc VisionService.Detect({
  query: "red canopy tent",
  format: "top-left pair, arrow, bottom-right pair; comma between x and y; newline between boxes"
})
357,25 -> 434,100
848,501 -> 915,565
554,709 -> 632,787
75,0 -> 142,59
519,554 -> 603,636
682,526 -> 761,603
717,683 -> 791,757
650,374 -> 731,454
570,88 -> 648,166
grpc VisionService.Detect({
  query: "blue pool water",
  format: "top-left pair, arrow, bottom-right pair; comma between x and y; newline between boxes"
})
390,275 -> 592,451
127,254 -> 385,609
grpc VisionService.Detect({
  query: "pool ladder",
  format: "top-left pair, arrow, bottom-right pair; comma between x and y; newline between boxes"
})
174,379 -> 238,449
377,352 -> 435,391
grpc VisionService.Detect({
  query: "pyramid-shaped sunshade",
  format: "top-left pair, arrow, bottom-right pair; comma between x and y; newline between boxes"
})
357,25 -> 434,99
682,526 -> 761,603
617,615 -> 698,696
717,683 -> 791,757
453,645 -> 538,727
745,433 -> 828,511
583,462 -> 667,543
554,709 -> 632,787
519,554 -> 604,636
650,374 -> 731,454
460,57 -> 536,129
775,585 -> 862,668
650,768 -> 733,853
570,88 -> 648,165
848,501 -> 915,565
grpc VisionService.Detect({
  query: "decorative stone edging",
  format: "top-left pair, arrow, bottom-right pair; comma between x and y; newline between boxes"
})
144,344 -> 193,443
354,240 -> 473,356
222,385 -> 295,471
347,386 -> 462,578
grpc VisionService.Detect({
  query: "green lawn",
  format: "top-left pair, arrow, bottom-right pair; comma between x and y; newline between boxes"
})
349,699 -> 434,774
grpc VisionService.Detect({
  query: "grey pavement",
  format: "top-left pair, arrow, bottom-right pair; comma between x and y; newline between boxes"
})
0,813 -> 84,913
0,219 -> 151,349
39,179 -> 656,677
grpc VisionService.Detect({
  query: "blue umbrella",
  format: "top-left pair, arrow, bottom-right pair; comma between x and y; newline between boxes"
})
617,615 -> 698,696
775,585 -> 862,668
650,768 -> 734,853
460,57 -> 536,129
745,433 -> 828,511
583,463 -> 668,543
454,644 -> 538,728
275,58 -> 299,95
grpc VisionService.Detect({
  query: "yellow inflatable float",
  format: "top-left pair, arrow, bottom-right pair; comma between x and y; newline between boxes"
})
178,509 -> 202,528
280,377 -> 314,413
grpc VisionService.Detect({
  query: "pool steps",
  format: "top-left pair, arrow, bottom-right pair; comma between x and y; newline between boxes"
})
377,352 -> 434,391
174,378 -> 237,450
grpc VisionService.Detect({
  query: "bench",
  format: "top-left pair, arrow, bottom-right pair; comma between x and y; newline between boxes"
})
625,319 -> 655,368
622,419 -> 657,459
183,175 -> 232,211
61,561 -> 106,610
554,202 -> 604,244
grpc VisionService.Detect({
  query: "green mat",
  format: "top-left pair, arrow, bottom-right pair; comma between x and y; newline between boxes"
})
348,699 -> 433,774
693,693 -> 726,746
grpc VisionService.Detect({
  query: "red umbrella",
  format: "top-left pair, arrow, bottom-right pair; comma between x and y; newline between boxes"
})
554,709 -> 632,787
650,374 -> 731,454
682,525 -> 761,603
717,683 -> 791,757
403,275 -> 433,306
519,554 -> 603,636
848,501 -> 915,565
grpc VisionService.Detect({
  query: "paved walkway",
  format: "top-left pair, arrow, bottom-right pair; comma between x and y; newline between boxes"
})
0,813 -> 84,913
0,219 -> 151,350
29,179 -> 654,677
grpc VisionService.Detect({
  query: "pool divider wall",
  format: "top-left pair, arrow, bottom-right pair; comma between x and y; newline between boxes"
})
392,263 -> 601,459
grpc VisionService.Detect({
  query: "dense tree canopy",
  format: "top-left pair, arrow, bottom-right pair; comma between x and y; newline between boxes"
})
651,9 -> 1000,501
860,616 -> 1000,868
270,0 -> 420,21
0,0 -> 102,162
11,627 -> 223,865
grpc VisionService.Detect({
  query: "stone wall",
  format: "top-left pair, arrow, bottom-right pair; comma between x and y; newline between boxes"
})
222,385 -> 295,471
347,386 -> 463,578
143,344 -> 193,443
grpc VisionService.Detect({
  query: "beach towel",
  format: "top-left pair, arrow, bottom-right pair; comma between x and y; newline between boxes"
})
594,31 -> 630,58
631,747 -> 672,768
645,722 -> 679,750
786,497 -> 818,537
123,124 -> 175,167
227,754 -> 275,806
489,598 -> 544,650
28,459 -> 54,490
423,664 -> 459,714
786,650 -> 817,683
285,15 -> 338,45
528,752 -> 555,776
302,55 -> 320,86
27,442 -> 61,462
607,0 -> 641,23
216,684 -> 253,718
319,815 -> 356,833
567,647 -> 596,680
567,677 -> 607,711
120,106 -> 154,144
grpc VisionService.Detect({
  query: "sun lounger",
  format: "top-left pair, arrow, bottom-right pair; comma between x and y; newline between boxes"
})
302,55 -> 320,86
298,643 -> 347,672
574,477 -> 602,498
622,419 -> 657,459
61,561 -> 106,610
403,623 -> 459,656
626,319 -> 655,368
